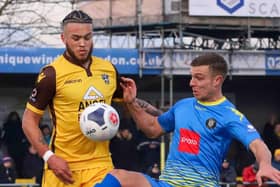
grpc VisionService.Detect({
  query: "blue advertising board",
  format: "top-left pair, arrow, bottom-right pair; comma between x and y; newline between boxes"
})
265,50 -> 280,75
0,48 -> 162,75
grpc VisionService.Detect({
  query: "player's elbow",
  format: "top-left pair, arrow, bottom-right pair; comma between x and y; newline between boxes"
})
146,132 -> 161,139
145,124 -> 164,139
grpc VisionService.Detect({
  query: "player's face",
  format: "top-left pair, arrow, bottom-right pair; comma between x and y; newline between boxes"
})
189,65 -> 220,102
61,23 -> 93,64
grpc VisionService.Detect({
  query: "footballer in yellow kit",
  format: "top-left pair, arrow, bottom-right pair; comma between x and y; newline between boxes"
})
22,10 -> 124,187
26,54 -> 122,187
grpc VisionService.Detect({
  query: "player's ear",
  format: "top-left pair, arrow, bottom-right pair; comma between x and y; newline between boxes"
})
61,33 -> 66,44
213,74 -> 223,87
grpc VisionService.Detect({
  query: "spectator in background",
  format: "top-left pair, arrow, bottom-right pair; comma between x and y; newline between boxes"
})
0,156 -> 17,183
22,144 -> 44,185
233,141 -> 255,176
1,111 -> 28,177
145,163 -> 160,179
40,124 -> 52,145
220,159 -> 237,186
137,131 -> 160,173
110,120 -> 139,171
262,113 -> 279,154
272,149 -> 280,171
270,149 -> 280,187
274,122 -> 280,148
242,162 -> 268,187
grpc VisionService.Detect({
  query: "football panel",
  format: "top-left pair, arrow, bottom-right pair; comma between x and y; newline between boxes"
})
87,107 -> 105,127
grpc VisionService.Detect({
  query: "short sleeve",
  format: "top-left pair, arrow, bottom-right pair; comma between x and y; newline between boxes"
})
158,107 -> 175,133
26,66 -> 56,115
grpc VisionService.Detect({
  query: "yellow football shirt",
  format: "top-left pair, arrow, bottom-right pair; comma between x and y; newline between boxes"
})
26,54 -> 122,170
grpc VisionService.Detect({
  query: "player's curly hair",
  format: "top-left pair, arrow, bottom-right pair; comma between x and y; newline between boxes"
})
62,10 -> 93,27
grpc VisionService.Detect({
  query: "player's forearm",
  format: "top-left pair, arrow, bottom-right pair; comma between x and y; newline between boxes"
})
22,109 -> 50,157
126,98 -> 163,138
250,139 -> 272,167
135,98 -> 163,116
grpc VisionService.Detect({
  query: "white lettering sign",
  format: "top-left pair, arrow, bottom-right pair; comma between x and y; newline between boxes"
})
189,0 -> 280,17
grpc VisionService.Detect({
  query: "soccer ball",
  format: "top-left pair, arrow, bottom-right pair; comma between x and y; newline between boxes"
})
79,103 -> 120,141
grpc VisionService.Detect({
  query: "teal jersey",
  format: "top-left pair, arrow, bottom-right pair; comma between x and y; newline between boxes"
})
158,97 -> 260,187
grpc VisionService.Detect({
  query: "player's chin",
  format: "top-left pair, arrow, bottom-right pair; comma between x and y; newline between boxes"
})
77,54 -> 88,60
192,91 -> 199,98
76,56 -> 90,63
193,93 -> 203,100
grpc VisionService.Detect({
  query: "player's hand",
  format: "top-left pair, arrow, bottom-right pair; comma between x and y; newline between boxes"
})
256,165 -> 280,186
120,77 -> 137,103
47,154 -> 74,184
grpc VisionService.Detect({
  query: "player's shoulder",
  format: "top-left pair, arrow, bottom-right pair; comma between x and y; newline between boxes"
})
39,62 -> 56,77
173,97 -> 195,107
223,103 -> 246,123
92,56 -> 112,66
93,56 -> 108,62
41,55 -> 68,74
92,56 -> 117,72
40,55 -> 67,74
48,55 -> 65,66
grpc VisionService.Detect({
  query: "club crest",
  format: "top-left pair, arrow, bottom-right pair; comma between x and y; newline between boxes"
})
101,74 -> 110,84
206,118 -> 217,129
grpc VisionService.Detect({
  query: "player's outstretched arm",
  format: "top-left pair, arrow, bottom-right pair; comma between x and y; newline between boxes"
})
249,139 -> 280,186
120,77 -> 164,138
22,109 -> 74,185
135,98 -> 163,117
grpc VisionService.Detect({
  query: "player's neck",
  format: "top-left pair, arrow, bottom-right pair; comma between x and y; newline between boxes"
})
211,93 -> 224,102
198,92 -> 224,103
63,52 -> 91,69
81,60 -> 91,69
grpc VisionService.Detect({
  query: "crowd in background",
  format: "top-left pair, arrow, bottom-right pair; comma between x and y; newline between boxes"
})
0,109 -> 279,186
110,104 -> 161,177
220,113 -> 280,186
0,111 -> 50,185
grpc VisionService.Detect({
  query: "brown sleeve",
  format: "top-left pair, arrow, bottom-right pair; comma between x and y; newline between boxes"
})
28,66 -> 56,110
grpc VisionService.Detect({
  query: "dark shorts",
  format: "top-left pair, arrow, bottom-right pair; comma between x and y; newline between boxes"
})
143,174 -> 173,187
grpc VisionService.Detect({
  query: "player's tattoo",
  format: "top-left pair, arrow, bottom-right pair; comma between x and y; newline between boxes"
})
39,135 -> 48,145
136,98 -> 163,116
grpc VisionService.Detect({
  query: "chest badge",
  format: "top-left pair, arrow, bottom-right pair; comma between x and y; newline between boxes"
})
101,74 -> 110,84
206,118 -> 217,129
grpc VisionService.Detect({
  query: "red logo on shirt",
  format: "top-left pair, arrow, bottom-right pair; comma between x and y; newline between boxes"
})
178,129 -> 200,154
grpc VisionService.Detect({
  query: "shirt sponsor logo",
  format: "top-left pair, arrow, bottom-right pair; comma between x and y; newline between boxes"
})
64,79 -> 82,85
83,86 -> 104,100
178,129 -> 200,154
195,105 -> 206,111
247,124 -> 257,132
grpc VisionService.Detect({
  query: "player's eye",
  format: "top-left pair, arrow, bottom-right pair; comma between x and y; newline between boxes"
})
72,36 -> 80,41
84,34 -> 93,41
